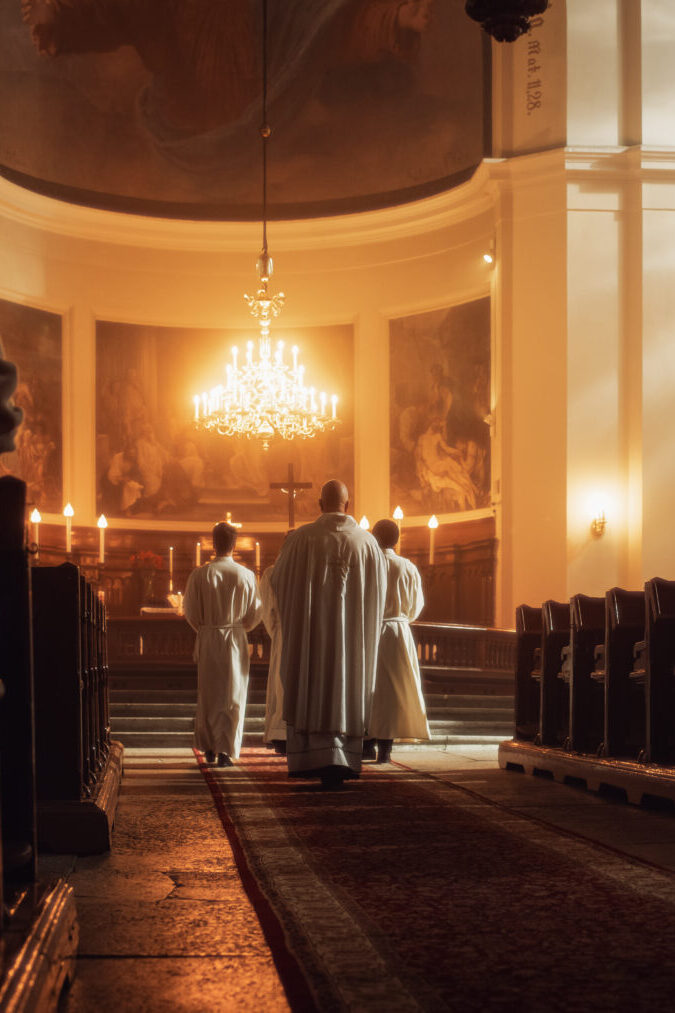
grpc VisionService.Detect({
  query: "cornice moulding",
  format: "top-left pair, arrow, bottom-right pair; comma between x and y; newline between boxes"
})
0,168 -> 496,254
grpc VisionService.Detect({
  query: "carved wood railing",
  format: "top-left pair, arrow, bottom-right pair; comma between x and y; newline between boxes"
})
108,615 -> 515,672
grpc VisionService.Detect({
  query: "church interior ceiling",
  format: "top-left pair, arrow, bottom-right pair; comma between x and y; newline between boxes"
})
96,319 -> 354,523
0,1 -> 487,219
390,297 -> 491,517
0,297 -> 62,513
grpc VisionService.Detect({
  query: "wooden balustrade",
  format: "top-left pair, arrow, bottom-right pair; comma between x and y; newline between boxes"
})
108,614 -> 515,671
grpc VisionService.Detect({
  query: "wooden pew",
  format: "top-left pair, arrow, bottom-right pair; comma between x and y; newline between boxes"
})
536,600 -> 570,747
638,578 -> 675,764
566,594 -> 605,753
514,604 -> 542,741
592,588 -> 645,759
32,563 -> 122,852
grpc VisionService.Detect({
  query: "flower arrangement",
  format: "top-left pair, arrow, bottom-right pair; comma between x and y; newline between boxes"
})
130,550 -> 164,570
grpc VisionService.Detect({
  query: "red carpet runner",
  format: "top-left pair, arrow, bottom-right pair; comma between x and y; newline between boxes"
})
197,748 -> 675,1011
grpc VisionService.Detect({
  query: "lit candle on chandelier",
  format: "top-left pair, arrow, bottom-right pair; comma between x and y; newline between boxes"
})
169,545 -> 174,593
331,394 -> 338,420
428,515 -> 439,565
292,345 -> 299,371
393,505 -> 403,553
196,541 -> 201,566
30,507 -> 41,558
320,391 -> 327,416
97,514 -> 107,564
193,395 -> 200,421
63,502 -> 74,555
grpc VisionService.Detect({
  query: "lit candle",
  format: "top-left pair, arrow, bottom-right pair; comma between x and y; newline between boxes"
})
255,540 -> 261,574
63,502 -> 74,554
428,515 -> 439,565
331,394 -> 338,420
97,514 -> 107,564
202,392 -> 207,416
359,515 -> 370,530
246,340 -> 253,365
393,505 -> 403,553
292,345 -> 299,371
196,541 -> 201,566
169,545 -> 174,593
232,346 -> 238,368
320,391 -> 327,416
30,507 -> 41,556
193,394 -> 200,421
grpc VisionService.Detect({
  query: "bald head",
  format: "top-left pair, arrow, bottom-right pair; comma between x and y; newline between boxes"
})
372,519 -> 399,550
319,479 -> 349,514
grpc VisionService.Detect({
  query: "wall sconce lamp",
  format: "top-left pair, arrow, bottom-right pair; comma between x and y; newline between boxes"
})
590,510 -> 607,538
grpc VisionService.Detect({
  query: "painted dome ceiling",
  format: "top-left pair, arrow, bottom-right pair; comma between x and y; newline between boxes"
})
0,1 -> 488,220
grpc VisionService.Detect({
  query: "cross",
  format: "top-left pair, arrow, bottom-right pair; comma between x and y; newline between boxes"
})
225,511 -> 242,529
270,463 -> 312,530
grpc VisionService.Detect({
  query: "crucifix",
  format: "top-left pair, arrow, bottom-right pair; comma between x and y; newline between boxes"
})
270,463 -> 312,530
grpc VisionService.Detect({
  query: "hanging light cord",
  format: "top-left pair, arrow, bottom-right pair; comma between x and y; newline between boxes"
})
260,0 -> 269,261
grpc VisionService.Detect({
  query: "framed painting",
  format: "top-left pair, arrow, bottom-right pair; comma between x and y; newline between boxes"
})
390,298 -> 491,516
0,298 -> 62,512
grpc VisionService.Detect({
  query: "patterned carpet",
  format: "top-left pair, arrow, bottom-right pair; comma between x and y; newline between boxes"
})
197,748 -> 675,1012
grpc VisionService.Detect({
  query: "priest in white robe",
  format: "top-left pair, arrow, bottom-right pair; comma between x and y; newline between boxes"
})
260,563 -> 286,753
271,480 -> 386,789
369,518 -> 430,763
183,521 -> 262,766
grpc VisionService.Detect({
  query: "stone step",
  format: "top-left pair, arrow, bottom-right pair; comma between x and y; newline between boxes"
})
111,730 -> 265,749
426,707 -> 513,722
111,714 -> 265,733
424,693 -> 513,707
428,718 -> 512,734
110,701 -> 266,718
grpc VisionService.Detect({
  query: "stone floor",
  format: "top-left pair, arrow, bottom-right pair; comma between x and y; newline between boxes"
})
43,744 -> 675,1011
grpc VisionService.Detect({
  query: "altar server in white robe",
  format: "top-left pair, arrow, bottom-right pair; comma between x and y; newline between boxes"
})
183,521 -> 262,767
260,563 -> 286,753
271,480 -> 386,789
369,518 -> 430,763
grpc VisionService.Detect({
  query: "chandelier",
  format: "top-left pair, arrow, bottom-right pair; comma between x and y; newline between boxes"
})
192,0 -> 340,452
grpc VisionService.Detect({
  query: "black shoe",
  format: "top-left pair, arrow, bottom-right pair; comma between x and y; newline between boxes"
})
362,738 -> 377,761
205,750 -> 215,764
376,739 -> 393,764
272,740 -> 287,756
320,770 -> 345,791
217,753 -> 233,767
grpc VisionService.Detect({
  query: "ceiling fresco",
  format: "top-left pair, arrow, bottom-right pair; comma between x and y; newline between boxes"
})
0,1 -> 488,219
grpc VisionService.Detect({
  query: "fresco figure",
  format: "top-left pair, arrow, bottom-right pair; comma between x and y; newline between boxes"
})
21,0 -> 434,171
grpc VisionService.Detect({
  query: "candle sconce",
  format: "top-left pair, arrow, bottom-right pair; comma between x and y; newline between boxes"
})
590,510 -> 607,538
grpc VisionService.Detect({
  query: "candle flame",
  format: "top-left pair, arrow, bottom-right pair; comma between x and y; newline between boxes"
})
97,514 -> 108,529
63,502 -> 74,518
30,508 -> 41,523
393,506 -> 404,520
428,515 -> 439,529
359,515 -> 370,530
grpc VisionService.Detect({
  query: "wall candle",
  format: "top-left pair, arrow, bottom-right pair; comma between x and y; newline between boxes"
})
196,541 -> 201,566
169,545 -> 174,592
97,514 -> 107,564
63,502 -> 74,554
193,395 -> 200,420
255,540 -> 261,574
428,515 -> 439,565
393,505 -> 403,554
30,508 -> 41,558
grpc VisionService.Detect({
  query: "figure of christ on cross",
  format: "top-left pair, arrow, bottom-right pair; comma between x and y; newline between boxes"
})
270,464 -> 312,529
